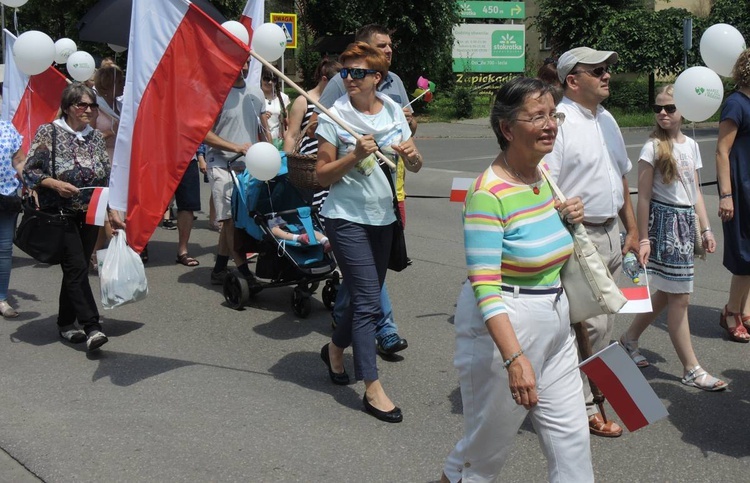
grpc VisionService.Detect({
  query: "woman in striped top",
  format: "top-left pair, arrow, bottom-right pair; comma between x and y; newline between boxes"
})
283,59 -> 342,226
441,78 -> 594,483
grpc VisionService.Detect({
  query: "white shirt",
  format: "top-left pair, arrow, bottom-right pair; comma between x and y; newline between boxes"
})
639,137 -> 702,206
544,97 -> 632,223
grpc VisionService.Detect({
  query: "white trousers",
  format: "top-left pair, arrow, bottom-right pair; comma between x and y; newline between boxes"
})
444,282 -> 593,483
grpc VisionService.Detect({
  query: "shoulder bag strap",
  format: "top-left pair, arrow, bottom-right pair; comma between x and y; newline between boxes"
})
50,123 -> 57,179
538,165 -> 568,203
377,152 -> 403,226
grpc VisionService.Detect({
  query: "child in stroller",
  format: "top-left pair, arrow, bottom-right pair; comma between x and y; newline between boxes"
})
223,154 -> 339,317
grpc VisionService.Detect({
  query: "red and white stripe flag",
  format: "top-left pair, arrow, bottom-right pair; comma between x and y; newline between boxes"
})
85,187 -> 110,226
1,30 -> 68,154
618,270 -> 653,314
240,0 -> 264,88
450,177 -> 474,203
580,342 -> 668,432
109,0 -> 250,253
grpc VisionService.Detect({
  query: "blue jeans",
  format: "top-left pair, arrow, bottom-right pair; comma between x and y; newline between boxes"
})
332,282 -> 398,342
0,211 -> 17,300
325,218 -> 393,381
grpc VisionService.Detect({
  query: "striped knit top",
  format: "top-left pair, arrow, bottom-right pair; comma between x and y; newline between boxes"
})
297,102 -> 318,155
464,165 -> 574,322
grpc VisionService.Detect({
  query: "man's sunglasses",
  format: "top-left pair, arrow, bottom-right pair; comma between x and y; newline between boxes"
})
262,76 -> 276,82
339,68 -> 378,80
570,65 -> 609,78
652,104 -> 677,114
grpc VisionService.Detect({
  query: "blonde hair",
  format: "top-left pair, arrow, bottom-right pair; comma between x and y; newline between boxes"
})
650,84 -> 679,184
732,48 -> 750,89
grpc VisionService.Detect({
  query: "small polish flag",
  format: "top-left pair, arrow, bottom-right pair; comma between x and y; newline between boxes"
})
239,0 -> 264,88
618,270 -> 653,314
85,188 -> 110,227
580,342 -> 668,432
450,177 -> 474,202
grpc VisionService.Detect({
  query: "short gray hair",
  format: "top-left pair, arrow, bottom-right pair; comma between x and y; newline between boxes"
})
490,77 -> 554,150
60,83 -> 97,120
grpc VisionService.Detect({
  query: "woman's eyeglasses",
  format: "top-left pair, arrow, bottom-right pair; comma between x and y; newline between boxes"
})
262,76 -> 275,82
515,112 -> 566,129
339,68 -> 378,80
652,104 -> 677,114
74,102 -> 99,111
571,65 -> 609,78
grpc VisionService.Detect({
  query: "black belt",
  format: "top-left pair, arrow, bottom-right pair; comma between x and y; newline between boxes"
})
582,217 -> 615,227
501,285 -> 562,296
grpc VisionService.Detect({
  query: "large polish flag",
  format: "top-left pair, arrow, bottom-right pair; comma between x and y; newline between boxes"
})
1,30 -> 68,154
239,0 -> 264,88
580,342 -> 668,432
109,0 -> 250,253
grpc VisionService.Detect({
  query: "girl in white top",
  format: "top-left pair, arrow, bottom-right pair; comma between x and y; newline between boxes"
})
260,67 -> 290,149
619,85 -> 727,391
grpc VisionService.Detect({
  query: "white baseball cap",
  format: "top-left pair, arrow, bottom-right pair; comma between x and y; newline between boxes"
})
556,47 -> 618,83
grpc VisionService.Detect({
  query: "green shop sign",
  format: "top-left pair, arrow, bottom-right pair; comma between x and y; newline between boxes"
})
452,24 -> 525,73
457,1 -> 525,19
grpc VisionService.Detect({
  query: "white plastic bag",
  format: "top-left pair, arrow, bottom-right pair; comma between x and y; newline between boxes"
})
99,232 -> 148,309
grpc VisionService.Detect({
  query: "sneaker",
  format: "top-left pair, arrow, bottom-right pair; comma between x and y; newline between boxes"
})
161,219 -> 177,230
59,325 -> 87,344
211,268 -> 229,285
246,252 -> 258,262
376,333 -> 408,355
86,330 -> 108,351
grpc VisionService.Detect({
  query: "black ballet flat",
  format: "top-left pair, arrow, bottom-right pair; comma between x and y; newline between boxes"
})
363,395 -> 403,423
320,343 -> 350,385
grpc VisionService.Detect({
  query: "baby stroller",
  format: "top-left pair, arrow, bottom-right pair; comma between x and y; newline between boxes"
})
223,153 -> 339,317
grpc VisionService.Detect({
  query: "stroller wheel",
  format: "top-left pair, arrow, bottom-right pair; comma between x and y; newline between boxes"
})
224,270 -> 250,310
291,287 -> 312,318
322,281 -> 338,310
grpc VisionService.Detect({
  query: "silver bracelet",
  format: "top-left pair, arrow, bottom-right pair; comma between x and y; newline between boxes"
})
406,153 -> 421,167
503,349 -> 524,369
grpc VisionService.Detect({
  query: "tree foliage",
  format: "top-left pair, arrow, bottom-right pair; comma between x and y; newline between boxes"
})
706,0 -> 750,39
297,0 -> 460,92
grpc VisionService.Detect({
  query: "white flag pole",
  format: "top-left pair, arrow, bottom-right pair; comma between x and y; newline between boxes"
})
249,51 -> 396,169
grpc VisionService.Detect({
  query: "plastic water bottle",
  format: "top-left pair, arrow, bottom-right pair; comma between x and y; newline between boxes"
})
622,252 -> 640,284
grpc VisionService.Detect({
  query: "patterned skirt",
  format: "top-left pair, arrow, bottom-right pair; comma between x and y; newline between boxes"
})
646,199 -> 695,293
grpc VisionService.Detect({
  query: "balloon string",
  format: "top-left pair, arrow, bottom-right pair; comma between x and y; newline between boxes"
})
13,8 -> 17,36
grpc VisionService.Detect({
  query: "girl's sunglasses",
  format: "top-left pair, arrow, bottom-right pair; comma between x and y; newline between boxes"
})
652,104 -> 677,114
339,68 -> 378,80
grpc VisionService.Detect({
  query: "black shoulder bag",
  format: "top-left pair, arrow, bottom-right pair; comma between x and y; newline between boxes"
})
378,157 -> 409,272
14,125 -> 72,265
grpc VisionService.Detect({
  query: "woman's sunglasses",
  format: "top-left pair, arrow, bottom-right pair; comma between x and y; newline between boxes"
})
262,76 -> 275,82
652,104 -> 677,114
74,102 -> 99,111
339,68 -> 378,80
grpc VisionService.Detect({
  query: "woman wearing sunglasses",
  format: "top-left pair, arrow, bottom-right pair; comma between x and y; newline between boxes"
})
619,85 -> 727,390
715,49 -> 750,343
23,83 -> 110,352
315,42 -> 421,423
260,67 -> 290,150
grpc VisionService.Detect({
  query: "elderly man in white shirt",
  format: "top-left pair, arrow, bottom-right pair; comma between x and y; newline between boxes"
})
544,47 -> 639,439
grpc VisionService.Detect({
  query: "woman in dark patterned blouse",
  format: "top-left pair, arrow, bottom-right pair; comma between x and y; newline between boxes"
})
23,83 -> 111,352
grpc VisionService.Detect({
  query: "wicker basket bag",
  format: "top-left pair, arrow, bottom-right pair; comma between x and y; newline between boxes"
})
287,113 -> 327,190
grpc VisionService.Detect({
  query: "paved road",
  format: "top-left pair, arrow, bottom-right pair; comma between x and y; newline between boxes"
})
0,121 -> 748,482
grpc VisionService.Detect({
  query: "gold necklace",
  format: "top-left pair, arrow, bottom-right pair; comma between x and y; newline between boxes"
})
503,153 -> 541,195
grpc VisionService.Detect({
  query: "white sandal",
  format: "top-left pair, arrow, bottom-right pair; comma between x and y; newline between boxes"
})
681,365 -> 728,392
619,333 -> 649,368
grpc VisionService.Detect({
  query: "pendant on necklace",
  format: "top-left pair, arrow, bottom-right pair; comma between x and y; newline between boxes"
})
532,186 -> 540,195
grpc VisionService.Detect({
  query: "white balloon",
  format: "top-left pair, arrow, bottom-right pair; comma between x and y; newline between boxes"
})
246,142 -> 282,181
251,23 -> 287,62
222,20 -> 250,46
67,51 -> 96,82
54,38 -> 77,64
700,23 -> 747,77
108,43 -> 127,53
673,66 -> 724,122
12,30 -> 55,76
1,0 -> 29,7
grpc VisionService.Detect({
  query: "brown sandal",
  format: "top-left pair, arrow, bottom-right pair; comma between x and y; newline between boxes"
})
742,314 -> 750,331
719,306 -> 750,343
176,253 -> 199,267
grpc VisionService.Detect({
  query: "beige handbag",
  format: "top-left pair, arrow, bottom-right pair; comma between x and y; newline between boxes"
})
540,167 -> 627,323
